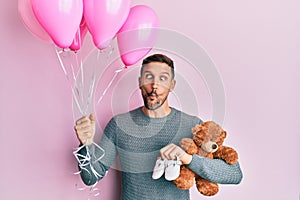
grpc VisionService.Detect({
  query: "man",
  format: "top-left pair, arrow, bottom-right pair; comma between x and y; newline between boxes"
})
74,54 -> 242,200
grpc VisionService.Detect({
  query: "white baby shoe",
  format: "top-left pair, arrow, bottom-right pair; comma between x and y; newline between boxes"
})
164,157 -> 182,181
152,158 -> 166,180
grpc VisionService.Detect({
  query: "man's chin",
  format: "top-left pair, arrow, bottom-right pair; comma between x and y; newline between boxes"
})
145,102 -> 161,110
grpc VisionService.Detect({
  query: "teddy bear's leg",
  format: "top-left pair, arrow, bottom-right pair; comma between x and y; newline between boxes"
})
173,166 -> 195,190
195,176 -> 219,196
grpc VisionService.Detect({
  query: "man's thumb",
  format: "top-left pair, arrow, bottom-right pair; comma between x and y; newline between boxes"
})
89,114 -> 95,122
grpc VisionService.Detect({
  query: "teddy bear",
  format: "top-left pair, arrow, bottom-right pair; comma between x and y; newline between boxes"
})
173,121 -> 238,196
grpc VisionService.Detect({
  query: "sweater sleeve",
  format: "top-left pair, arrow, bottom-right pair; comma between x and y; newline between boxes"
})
77,118 -> 118,186
186,154 -> 243,184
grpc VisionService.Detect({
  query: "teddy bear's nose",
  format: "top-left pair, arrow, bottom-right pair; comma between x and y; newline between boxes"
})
212,144 -> 218,149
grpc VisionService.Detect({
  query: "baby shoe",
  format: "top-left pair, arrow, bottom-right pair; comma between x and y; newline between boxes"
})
164,157 -> 182,181
152,158 -> 166,179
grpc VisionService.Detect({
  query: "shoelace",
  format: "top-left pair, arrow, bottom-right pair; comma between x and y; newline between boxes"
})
166,158 -> 182,167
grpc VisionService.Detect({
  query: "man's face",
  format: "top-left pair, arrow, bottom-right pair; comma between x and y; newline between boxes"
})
139,62 -> 176,110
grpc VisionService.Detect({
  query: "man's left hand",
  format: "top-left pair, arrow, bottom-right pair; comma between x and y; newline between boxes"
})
160,143 -> 193,164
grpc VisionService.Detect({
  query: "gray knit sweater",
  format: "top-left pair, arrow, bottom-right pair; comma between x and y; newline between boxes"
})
78,107 -> 242,200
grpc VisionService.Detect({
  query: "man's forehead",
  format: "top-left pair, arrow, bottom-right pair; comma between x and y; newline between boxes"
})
142,62 -> 171,74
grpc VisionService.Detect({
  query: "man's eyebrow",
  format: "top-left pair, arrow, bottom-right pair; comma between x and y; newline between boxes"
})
142,71 -> 170,76
160,72 -> 171,76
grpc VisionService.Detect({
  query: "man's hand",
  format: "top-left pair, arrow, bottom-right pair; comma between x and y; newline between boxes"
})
179,138 -> 199,155
160,143 -> 193,165
74,114 -> 95,146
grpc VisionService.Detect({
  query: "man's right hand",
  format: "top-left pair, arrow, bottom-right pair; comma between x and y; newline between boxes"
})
74,114 -> 96,146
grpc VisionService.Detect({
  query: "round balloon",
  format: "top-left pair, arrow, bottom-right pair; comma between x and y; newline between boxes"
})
117,5 -> 160,66
69,17 -> 88,51
18,0 -> 52,43
31,0 -> 83,48
83,0 -> 131,50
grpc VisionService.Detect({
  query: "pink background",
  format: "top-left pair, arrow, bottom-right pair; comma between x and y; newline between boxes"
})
1,0 -> 299,199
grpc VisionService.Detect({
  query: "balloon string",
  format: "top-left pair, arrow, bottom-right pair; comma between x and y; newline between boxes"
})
96,45 -> 113,60
73,142 -> 106,198
55,46 -> 69,80
72,87 -> 85,115
83,48 -> 99,115
54,46 -> 84,115
85,72 -> 96,115
71,52 -> 81,92
70,52 -> 79,84
96,66 -> 126,106
71,54 -> 85,115
77,53 -> 85,115
73,51 -> 87,115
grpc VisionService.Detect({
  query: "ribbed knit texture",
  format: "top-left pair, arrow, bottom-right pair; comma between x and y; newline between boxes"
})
78,107 -> 242,200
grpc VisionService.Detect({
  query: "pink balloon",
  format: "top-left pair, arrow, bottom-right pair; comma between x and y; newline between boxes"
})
69,17 -> 88,51
117,5 -> 160,66
83,0 -> 131,50
31,0 -> 83,48
18,0 -> 52,43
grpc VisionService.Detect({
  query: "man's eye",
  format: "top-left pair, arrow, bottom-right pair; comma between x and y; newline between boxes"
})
160,76 -> 167,81
146,74 -> 153,79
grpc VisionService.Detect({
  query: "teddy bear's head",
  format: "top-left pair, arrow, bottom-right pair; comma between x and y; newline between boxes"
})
191,121 -> 226,153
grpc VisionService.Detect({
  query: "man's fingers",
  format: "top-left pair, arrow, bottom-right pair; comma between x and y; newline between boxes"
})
167,146 -> 178,159
77,126 -> 92,133
82,137 -> 93,146
75,121 -> 89,128
74,115 -> 96,146
160,145 -> 170,159
180,138 -> 193,145
74,122 -> 92,132
180,138 -> 194,149
160,144 -> 178,160
76,116 -> 89,125
78,130 -> 93,142
180,141 -> 190,149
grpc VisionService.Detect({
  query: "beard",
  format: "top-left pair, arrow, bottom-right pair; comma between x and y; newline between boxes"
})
142,90 -> 168,110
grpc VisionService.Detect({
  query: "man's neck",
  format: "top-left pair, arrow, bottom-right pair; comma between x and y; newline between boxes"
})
142,105 -> 172,118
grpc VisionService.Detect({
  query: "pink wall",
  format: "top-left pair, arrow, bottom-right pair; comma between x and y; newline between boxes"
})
1,0 -> 299,199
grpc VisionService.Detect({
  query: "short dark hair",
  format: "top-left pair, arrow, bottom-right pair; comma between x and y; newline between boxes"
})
141,54 -> 175,79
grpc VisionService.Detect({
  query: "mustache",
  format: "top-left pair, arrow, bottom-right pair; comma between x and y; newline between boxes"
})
147,90 -> 158,97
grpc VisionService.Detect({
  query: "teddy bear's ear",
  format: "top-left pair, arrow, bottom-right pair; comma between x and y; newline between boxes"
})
192,124 -> 202,136
222,130 -> 227,138
216,130 -> 227,147
192,124 -> 205,135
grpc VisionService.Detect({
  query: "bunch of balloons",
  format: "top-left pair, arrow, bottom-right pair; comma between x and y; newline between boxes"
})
18,2 -> 160,195
18,0 -> 160,66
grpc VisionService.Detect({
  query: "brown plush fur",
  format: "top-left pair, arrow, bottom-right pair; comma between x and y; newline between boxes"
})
173,121 -> 238,196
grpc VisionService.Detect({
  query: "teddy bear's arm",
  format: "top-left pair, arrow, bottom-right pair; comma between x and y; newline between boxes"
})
180,138 -> 199,155
213,146 -> 238,165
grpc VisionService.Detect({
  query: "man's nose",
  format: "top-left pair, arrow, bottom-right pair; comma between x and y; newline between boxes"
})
152,77 -> 159,89
152,82 -> 158,89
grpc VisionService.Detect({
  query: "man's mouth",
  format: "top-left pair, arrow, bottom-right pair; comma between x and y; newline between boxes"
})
147,90 -> 158,98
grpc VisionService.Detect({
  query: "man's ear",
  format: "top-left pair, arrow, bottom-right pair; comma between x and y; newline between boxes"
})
170,79 -> 176,92
138,77 -> 142,88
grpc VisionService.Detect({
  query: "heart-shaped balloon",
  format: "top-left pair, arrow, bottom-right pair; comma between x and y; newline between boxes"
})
31,0 -> 83,48
117,5 -> 160,66
83,0 -> 131,50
